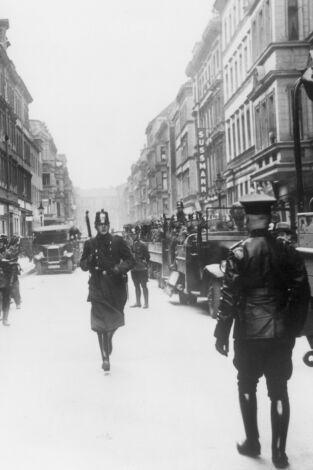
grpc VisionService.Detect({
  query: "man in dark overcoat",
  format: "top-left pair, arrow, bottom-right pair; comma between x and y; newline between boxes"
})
214,194 -> 310,469
130,227 -> 150,308
80,210 -> 135,371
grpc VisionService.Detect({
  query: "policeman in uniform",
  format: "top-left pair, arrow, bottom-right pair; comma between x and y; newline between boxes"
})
130,226 -> 150,308
214,194 -> 310,469
80,210 -> 135,371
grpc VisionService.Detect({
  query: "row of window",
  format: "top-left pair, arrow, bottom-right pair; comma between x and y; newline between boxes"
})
223,0 -> 247,48
199,92 -> 223,132
0,151 -> 31,199
224,33 -> 251,101
223,0 -> 298,50
0,109 -> 32,165
30,150 -> 41,176
251,0 -> 272,62
177,170 -> 190,200
255,92 -> 276,150
226,102 -> 252,160
198,45 -> 221,100
0,71 -> 29,124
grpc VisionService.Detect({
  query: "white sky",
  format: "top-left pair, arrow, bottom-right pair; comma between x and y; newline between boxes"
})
2,0 -> 215,189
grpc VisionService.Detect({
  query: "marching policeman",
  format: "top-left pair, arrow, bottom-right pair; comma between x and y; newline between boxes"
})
80,210 -> 135,372
130,227 -> 150,309
214,194 -> 310,469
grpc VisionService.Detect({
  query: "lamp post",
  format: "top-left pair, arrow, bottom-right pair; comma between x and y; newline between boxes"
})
293,51 -> 313,211
38,201 -> 44,226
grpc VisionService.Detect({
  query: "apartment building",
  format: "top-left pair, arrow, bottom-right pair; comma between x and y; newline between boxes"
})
0,20 -> 38,236
30,121 -> 75,226
144,103 -> 175,219
214,0 -> 313,223
172,81 -> 198,213
186,16 -> 226,211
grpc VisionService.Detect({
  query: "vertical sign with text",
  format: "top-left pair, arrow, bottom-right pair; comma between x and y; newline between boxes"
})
197,128 -> 208,196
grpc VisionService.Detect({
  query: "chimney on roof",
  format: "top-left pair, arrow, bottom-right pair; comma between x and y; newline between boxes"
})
0,19 -> 10,50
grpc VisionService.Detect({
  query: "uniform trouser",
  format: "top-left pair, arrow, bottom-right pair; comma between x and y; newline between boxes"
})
0,287 -> 11,322
233,338 -> 295,399
233,338 -> 295,454
131,270 -> 148,305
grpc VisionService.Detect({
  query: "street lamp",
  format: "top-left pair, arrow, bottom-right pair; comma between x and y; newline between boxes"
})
293,50 -> 313,211
38,201 -> 44,226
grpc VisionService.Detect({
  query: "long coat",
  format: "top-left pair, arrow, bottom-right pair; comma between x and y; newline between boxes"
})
80,233 -> 135,332
214,228 -> 310,342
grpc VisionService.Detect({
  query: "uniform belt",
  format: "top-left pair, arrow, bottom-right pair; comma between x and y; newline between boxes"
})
245,287 -> 271,296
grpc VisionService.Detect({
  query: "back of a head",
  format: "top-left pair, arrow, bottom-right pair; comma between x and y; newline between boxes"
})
246,213 -> 270,230
239,193 -> 276,232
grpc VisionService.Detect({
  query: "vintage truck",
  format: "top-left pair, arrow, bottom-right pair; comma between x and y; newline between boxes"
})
166,226 -> 246,317
32,224 -> 81,274
147,239 -> 170,288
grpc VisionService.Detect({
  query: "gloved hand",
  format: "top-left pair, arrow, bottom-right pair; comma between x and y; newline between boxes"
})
215,338 -> 229,357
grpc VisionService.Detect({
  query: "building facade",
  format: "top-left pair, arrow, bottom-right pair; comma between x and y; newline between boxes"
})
186,17 -> 226,213
172,81 -> 198,213
214,0 -> 313,224
30,121 -> 75,226
0,20 -> 38,236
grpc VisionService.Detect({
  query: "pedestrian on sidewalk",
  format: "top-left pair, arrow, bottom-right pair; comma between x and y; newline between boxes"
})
130,226 -> 150,309
7,236 -> 22,309
80,210 -> 135,372
214,194 -> 310,469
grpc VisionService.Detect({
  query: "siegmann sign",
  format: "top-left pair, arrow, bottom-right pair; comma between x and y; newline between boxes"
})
197,128 -> 208,195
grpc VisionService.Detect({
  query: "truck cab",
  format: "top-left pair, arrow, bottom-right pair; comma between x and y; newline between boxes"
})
32,224 -> 78,274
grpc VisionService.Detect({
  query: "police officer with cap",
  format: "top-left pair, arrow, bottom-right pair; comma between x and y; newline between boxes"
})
214,193 -> 310,469
80,209 -> 135,372
130,225 -> 150,308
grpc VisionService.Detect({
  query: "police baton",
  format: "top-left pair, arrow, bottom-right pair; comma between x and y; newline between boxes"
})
85,210 -> 92,238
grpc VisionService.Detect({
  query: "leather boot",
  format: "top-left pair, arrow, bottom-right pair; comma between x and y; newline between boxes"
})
237,392 -> 261,457
2,308 -> 10,326
142,287 -> 149,308
271,397 -> 290,469
101,333 -> 110,371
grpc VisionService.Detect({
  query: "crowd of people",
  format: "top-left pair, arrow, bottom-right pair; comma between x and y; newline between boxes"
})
0,234 -> 22,326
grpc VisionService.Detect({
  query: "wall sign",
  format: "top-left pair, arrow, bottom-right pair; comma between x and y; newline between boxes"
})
197,128 -> 208,196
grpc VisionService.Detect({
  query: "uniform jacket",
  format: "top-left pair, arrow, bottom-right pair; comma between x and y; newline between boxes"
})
80,233 -> 135,310
131,240 -> 150,272
214,228 -> 310,342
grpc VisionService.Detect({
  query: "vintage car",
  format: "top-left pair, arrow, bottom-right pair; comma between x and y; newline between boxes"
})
32,224 -> 80,274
